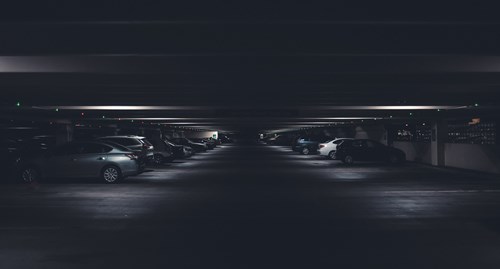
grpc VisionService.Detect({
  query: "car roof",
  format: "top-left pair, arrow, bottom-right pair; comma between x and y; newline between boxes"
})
67,141 -> 132,151
99,135 -> 146,139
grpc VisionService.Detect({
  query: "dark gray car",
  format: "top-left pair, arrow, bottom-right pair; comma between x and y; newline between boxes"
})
19,141 -> 141,183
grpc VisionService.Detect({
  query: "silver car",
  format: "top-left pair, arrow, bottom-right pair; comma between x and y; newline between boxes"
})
97,136 -> 155,164
20,141 -> 140,183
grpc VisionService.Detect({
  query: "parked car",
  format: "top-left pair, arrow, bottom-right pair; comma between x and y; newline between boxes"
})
318,138 -> 354,159
0,139 -> 22,181
292,136 -> 327,155
19,141 -> 141,183
100,140 -> 147,171
335,139 -> 406,164
169,138 -> 207,153
165,140 -> 193,159
149,140 -> 175,164
97,135 -> 154,164
1,136 -> 59,182
190,138 -> 216,150
218,134 -> 233,143
267,135 -> 292,146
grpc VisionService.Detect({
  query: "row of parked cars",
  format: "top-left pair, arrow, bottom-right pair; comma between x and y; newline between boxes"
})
267,135 -> 406,164
1,134 -> 232,184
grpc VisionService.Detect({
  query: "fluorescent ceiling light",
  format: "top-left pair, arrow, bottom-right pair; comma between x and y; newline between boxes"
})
31,105 -> 467,111
313,105 -> 466,110
33,106 -> 190,110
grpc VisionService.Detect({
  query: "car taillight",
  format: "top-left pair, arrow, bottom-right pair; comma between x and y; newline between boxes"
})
319,144 -> 326,148
125,153 -> 138,160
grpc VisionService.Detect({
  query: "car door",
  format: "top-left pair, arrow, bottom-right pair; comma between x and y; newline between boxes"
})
350,140 -> 368,161
45,144 -> 80,178
72,143 -> 111,178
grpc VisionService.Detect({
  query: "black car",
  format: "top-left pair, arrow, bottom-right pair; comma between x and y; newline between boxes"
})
335,139 -> 406,165
218,134 -> 233,143
0,139 -> 22,181
190,138 -> 216,150
165,140 -> 193,159
148,140 -> 175,164
267,135 -> 292,146
169,138 -> 207,153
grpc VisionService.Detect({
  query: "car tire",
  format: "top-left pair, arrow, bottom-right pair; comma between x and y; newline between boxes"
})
153,154 -> 164,165
343,155 -> 354,165
328,151 -> 336,160
101,165 -> 122,184
20,166 -> 40,183
301,147 -> 310,155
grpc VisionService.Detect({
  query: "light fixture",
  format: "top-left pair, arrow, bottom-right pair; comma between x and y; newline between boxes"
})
32,105 -> 467,111
312,105 -> 467,110
33,106 -> 191,110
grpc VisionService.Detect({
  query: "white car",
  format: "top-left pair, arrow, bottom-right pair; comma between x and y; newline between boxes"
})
318,138 -> 354,159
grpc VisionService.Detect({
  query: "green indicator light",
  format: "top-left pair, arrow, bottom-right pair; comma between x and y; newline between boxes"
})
474,103 -> 479,107
409,112 -> 413,116
55,108 -> 59,112
102,116 -> 105,118
16,102 -> 20,107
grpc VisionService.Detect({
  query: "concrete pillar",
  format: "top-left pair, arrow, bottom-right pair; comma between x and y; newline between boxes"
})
56,123 -> 73,145
431,120 -> 447,166
385,125 -> 393,146
148,129 -> 163,145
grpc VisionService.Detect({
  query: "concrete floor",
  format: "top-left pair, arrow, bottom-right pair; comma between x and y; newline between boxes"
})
1,141 -> 500,268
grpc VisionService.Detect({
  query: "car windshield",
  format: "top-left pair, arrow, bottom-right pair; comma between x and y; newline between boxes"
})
165,140 -> 178,146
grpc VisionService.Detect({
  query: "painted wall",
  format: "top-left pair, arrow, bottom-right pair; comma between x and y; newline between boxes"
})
444,143 -> 500,174
181,130 -> 218,139
392,141 -> 432,164
392,141 -> 500,174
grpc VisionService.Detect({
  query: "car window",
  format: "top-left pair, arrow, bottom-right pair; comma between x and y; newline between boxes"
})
140,139 -> 153,147
104,141 -> 131,152
105,138 -> 141,146
352,140 -> 365,148
53,144 -> 80,155
81,143 -> 112,154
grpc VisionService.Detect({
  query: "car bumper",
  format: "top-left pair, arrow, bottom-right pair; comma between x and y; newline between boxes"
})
121,161 -> 141,176
318,148 -> 330,156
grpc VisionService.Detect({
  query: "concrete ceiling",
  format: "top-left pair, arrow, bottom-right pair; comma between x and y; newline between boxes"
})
1,2 -> 499,132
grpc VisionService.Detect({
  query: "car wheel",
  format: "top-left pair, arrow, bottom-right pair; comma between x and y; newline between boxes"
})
343,155 -> 354,165
21,166 -> 40,183
101,166 -> 122,184
153,154 -> 164,165
301,147 -> 310,155
328,151 -> 336,160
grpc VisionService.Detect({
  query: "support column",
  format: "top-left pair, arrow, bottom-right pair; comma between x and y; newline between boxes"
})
431,120 -> 447,166
55,122 -> 73,145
